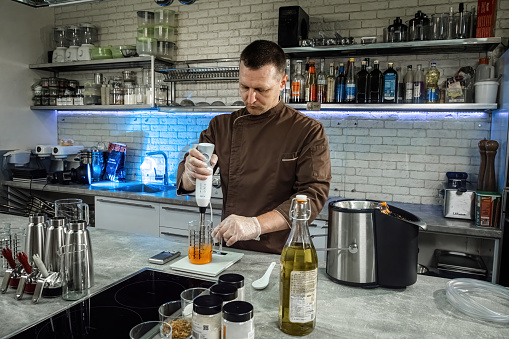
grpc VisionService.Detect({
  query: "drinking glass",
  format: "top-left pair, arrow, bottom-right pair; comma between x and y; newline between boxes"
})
59,244 -> 89,301
188,220 -> 212,265
159,300 -> 182,322
180,287 -> 209,319
129,321 -> 172,339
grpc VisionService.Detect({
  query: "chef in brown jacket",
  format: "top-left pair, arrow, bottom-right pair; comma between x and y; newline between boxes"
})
176,40 -> 331,254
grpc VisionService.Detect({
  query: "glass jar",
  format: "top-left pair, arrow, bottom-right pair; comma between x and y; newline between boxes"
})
41,96 -> 50,106
48,77 -> 58,87
84,82 -> 101,105
122,70 -> 135,83
49,96 -> 57,106
33,85 -> 43,97
42,87 -> 50,97
32,96 -> 42,106
218,274 -> 245,301
156,83 -> 168,106
192,295 -> 222,339
222,301 -> 254,339
58,78 -> 68,89
68,80 -> 79,89
135,85 -> 146,104
124,83 -> 136,105
110,77 -> 124,105
41,78 -> 49,87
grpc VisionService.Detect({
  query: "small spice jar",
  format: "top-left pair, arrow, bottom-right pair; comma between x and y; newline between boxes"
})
222,301 -> 254,339
218,273 -> 245,301
209,283 -> 238,306
41,78 -> 49,87
192,295 -> 222,339
48,77 -> 58,87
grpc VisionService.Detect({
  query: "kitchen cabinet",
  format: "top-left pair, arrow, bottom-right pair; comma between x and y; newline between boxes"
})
94,196 -> 160,236
29,56 -> 173,110
159,203 -> 222,238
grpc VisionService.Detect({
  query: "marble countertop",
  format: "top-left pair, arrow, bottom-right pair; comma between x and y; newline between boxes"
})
3,180 -> 503,239
1,213 -> 508,338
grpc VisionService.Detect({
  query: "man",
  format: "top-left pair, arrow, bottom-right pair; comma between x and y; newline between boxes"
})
176,40 -> 331,254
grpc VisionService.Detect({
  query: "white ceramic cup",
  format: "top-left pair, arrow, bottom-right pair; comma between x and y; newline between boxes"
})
53,47 -> 67,63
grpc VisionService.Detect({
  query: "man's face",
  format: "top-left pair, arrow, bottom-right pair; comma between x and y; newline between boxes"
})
239,61 -> 287,115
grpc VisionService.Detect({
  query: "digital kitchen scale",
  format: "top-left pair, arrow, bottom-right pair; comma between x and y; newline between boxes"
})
170,250 -> 244,277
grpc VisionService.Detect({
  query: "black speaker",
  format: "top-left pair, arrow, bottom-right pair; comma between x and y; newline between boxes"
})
278,6 -> 309,48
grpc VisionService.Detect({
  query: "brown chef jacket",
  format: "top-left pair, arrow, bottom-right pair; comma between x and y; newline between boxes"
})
176,101 -> 331,254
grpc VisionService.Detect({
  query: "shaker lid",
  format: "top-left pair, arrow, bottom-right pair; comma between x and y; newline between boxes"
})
193,295 -> 223,315
222,301 -> 254,322
49,217 -> 66,227
218,273 -> 244,288
69,220 -> 87,230
210,283 -> 238,301
29,213 -> 47,223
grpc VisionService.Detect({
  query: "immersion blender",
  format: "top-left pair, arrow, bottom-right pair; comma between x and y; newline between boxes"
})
195,143 -> 216,252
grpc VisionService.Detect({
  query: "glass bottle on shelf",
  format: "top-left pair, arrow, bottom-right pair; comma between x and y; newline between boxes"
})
291,60 -> 306,103
368,60 -> 382,103
335,63 -> 346,103
396,66 -> 404,103
404,65 -> 414,103
305,61 -> 317,102
345,58 -> 356,103
383,62 -> 398,103
425,62 -> 440,103
326,62 -> 336,103
356,60 -> 369,103
413,64 -> 425,103
317,58 -> 327,103
279,195 -> 318,336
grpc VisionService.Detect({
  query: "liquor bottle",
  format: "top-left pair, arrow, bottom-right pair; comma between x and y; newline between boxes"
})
335,63 -> 346,103
356,60 -> 369,103
396,66 -> 404,103
413,64 -> 425,103
305,61 -> 317,102
326,62 -> 336,103
317,58 -> 327,103
425,62 -> 440,103
383,62 -> 398,103
345,58 -> 356,103
279,195 -> 318,336
291,60 -> 306,103
368,60 -> 382,103
404,65 -> 414,103
364,58 -> 372,73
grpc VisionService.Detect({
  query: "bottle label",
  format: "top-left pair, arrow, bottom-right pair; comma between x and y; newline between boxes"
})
346,84 -> 355,101
192,316 -> 221,339
309,85 -> 317,102
383,73 -> 396,100
413,81 -> 424,102
335,83 -> 345,102
405,83 -> 413,101
426,88 -> 438,102
291,82 -> 301,101
289,268 -> 317,323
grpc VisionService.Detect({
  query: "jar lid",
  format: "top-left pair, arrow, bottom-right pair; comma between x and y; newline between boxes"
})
218,273 -> 244,288
222,301 -> 254,322
193,295 -> 222,315
210,283 -> 238,302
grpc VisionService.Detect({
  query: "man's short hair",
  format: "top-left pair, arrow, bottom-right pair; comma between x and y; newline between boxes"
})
240,40 -> 286,77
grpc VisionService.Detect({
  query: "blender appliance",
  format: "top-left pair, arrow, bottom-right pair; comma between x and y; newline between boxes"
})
78,23 -> 98,61
52,26 -> 68,63
65,25 -> 82,62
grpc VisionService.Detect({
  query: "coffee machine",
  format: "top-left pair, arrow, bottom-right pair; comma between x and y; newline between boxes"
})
278,6 -> 309,47
440,172 -> 475,220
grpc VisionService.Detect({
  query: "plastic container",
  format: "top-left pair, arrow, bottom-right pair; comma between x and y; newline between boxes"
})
155,41 -> 176,59
137,11 -> 155,27
474,80 -> 499,104
218,273 -> 245,301
222,301 -> 254,339
476,58 -> 496,82
90,47 -> 112,60
154,25 -> 176,42
136,37 -> 157,56
154,8 -> 176,26
192,295 -> 222,339
209,283 -> 238,306
137,26 -> 154,38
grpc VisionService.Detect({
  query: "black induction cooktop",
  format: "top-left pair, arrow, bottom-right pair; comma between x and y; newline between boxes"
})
12,268 -> 215,339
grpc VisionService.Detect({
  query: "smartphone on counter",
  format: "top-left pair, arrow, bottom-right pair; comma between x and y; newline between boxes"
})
148,250 -> 181,265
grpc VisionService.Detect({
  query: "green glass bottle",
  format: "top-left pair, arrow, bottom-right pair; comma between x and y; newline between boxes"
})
279,195 -> 318,336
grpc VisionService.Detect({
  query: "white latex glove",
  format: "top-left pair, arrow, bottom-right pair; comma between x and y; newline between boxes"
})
184,148 -> 218,186
212,214 -> 261,246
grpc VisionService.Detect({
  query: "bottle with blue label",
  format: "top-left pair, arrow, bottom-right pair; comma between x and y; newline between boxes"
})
335,63 -> 346,103
345,58 -> 356,103
425,62 -> 440,103
383,62 -> 398,103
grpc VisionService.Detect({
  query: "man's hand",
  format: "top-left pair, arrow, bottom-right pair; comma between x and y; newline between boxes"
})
212,215 -> 261,246
182,147 -> 218,191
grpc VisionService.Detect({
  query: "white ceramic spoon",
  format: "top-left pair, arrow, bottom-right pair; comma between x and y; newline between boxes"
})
252,261 -> 276,290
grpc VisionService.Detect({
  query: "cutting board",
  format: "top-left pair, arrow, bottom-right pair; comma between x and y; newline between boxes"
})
169,251 -> 244,277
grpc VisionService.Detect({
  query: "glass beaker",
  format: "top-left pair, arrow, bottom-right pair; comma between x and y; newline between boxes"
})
55,198 -> 89,224
59,244 -> 89,301
188,220 -> 213,265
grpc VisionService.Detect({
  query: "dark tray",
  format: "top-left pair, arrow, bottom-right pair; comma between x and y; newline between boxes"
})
434,249 -> 488,276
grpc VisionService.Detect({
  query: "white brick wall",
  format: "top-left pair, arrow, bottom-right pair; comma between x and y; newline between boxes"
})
51,0 -> 504,205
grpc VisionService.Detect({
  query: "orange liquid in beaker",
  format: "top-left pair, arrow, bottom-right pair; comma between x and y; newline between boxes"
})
188,244 -> 213,265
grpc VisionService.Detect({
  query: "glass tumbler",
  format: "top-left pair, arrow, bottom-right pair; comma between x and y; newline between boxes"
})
59,244 -> 89,301
180,287 -> 209,319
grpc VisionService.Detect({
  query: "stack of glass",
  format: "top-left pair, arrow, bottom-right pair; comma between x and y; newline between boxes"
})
136,11 -> 156,56
153,9 -> 177,60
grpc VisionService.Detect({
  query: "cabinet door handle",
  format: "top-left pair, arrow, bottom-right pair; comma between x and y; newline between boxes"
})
96,199 -> 155,209
160,232 -> 174,236
161,206 -> 192,212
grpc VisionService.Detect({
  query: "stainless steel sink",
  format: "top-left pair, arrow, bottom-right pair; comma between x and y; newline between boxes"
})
110,183 -> 174,193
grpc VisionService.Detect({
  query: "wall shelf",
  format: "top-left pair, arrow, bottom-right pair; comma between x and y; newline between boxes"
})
282,37 -> 505,58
